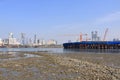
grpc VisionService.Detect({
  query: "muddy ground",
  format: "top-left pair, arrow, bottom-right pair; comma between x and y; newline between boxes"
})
0,52 -> 119,80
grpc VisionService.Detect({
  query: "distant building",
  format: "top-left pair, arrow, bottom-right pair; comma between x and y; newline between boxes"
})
34,34 -> 37,44
3,38 -> 20,46
0,38 -> 3,46
3,33 -> 20,46
37,39 -> 46,45
91,31 -> 100,41
9,38 -> 20,45
21,33 -> 25,45
113,38 -> 119,41
41,40 -> 46,45
32,39 -> 46,46
47,40 -> 57,45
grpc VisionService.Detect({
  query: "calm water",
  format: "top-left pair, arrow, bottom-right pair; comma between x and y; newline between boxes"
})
0,48 -> 63,53
0,48 -> 120,54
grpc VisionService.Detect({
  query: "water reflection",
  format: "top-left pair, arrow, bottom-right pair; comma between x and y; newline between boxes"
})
63,49 -> 120,54
0,48 -> 63,53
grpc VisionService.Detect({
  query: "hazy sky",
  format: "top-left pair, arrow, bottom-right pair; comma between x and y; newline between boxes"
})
0,0 -> 120,43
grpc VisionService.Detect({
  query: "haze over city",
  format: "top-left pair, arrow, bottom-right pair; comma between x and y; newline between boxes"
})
0,0 -> 120,44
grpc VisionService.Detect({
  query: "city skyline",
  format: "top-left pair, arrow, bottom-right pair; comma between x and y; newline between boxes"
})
0,0 -> 120,43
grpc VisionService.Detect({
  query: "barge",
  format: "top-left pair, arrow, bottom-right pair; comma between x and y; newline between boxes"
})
63,41 -> 120,49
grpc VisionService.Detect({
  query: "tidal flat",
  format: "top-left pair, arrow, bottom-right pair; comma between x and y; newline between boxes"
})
0,52 -> 119,80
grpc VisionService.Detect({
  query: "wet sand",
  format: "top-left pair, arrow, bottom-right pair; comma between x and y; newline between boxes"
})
0,52 -> 120,80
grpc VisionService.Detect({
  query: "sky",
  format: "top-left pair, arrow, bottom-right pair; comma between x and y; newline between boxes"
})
0,0 -> 120,44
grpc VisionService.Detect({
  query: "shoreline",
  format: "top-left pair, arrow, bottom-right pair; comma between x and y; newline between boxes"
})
0,45 -> 63,48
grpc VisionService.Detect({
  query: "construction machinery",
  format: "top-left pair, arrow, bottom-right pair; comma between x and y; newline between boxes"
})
80,33 -> 89,42
61,33 -> 89,42
103,28 -> 108,41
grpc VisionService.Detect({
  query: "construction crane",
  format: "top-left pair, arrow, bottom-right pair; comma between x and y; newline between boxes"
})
61,33 -> 89,42
103,28 -> 108,41
80,33 -> 89,42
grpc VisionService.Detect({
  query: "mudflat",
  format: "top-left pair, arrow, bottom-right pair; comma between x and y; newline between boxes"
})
0,52 -> 120,80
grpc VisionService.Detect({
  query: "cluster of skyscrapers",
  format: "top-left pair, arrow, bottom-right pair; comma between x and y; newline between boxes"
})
0,33 -> 57,47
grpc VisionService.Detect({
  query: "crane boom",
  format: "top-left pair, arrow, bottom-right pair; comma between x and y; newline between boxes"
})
60,33 -> 88,42
103,28 -> 108,41
80,33 -> 88,42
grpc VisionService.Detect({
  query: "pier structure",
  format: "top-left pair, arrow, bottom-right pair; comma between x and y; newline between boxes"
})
63,41 -> 120,49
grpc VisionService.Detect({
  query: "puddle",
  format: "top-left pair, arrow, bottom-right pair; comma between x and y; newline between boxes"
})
0,52 -> 41,61
24,54 -> 40,58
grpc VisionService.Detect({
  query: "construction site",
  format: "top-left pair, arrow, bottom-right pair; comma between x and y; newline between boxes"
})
63,28 -> 120,49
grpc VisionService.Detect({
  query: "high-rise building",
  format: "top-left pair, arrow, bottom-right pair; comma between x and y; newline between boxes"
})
47,40 -> 57,45
91,31 -> 100,41
3,33 -> 20,45
9,33 -> 13,38
21,33 -> 25,45
34,34 -> 37,44
0,38 -> 3,46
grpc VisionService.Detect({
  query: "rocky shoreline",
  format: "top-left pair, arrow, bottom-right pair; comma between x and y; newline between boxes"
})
0,52 -> 119,80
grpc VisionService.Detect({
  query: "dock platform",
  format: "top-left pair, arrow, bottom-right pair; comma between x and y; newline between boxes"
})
63,41 -> 120,49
